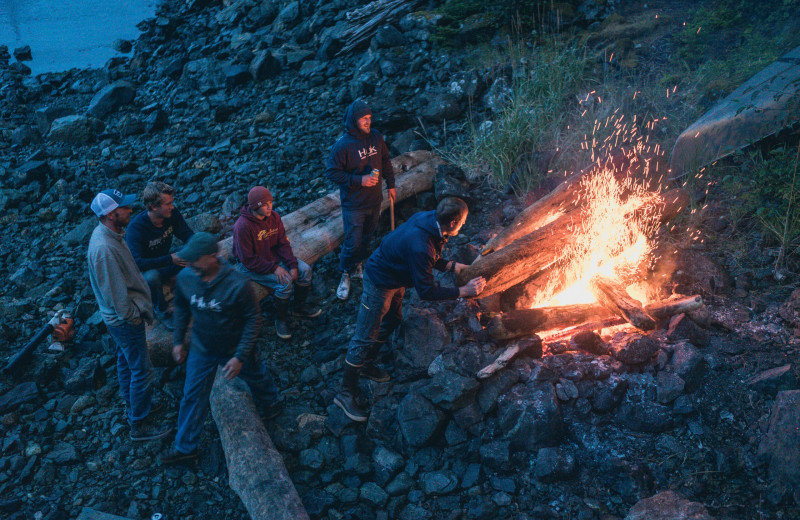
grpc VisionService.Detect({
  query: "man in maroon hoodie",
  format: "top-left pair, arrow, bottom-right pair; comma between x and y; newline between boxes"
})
232,186 -> 321,339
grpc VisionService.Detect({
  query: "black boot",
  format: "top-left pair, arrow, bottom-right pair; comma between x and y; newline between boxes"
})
334,364 -> 368,422
274,297 -> 292,340
292,284 -> 322,318
362,342 -> 390,382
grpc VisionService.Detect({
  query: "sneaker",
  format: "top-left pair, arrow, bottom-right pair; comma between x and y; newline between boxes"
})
333,391 -> 368,422
275,319 -> 292,340
361,363 -> 390,383
351,263 -> 364,280
293,303 -> 322,318
155,309 -> 174,331
159,446 -> 199,465
130,421 -> 172,442
261,397 -> 285,420
336,273 -> 351,301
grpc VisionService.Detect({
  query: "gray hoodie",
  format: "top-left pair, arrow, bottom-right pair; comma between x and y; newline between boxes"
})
87,223 -> 154,327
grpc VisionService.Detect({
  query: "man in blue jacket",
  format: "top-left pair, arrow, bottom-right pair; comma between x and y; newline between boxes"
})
326,100 -> 396,300
126,181 -> 194,330
159,233 -> 283,465
333,197 -> 487,422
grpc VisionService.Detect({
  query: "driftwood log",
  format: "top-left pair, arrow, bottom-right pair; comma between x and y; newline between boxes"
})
210,371 -> 309,520
644,295 -> 703,319
476,336 -> 543,379
589,275 -> 656,330
458,188 -> 689,298
486,303 -> 615,341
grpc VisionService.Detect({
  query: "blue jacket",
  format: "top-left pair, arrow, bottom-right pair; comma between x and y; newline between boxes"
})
366,211 -> 459,301
125,209 -> 194,272
325,101 -> 395,210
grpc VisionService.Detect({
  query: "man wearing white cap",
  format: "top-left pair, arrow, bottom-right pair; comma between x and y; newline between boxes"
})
87,188 -> 170,442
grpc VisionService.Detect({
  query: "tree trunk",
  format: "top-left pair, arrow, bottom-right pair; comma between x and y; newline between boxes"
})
589,275 -> 655,330
210,370 -> 309,520
486,303 -> 615,341
458,188 -> 688,297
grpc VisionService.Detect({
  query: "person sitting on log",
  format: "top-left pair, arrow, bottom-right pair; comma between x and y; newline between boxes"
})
326,99 -> 396,301
334,197 -> 487,422
125,181 -> 194,331
160,233 -> 284,465
232,186 -> 321,340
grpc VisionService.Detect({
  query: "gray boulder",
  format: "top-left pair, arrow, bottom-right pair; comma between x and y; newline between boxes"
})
625,490 -> 714,520
420,470 -> 459,495
497,382 -> 564,450
0,382 -> 39,413
419,369 -> 479,411
396,392 -> 445,448
669,341 -> 706,393
87,81 -> 136,118
375,25 -> 405,47
758,390 -> 800,492
48,115 -> 104,144
400,307 -> 449,373
250,50 -> 281,81
534,447 -> 577,482
610,333 -> 658,365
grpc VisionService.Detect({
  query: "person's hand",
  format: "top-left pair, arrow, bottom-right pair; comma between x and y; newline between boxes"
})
454,262 -> 467,276
172,344 -> 188,364
171,253 -> 189,267
222,357 -> 243,380
388,187 -> 397,201
361,174 -> 379,187
290,268 -> 299,282
459,276 -> 486,298
274,266 -> 292,285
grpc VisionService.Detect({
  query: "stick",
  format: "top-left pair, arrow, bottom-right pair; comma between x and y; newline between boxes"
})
390,197 -> 395,230
589,275 -> 656,330
643,295 -> 703,320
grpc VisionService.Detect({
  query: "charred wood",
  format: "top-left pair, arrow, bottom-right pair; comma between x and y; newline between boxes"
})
589,275 -> 656,331
486,304 -> 615,341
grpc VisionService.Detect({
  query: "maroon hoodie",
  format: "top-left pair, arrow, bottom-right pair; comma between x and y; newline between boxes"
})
232,205 -> 298,274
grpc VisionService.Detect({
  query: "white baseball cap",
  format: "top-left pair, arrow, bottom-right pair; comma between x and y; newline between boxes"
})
91,189 -> 136,217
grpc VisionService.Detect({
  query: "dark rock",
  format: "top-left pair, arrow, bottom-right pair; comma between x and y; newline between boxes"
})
11,125 -> 41,147
223,64 -> 252,88
386,472 -> 414,496
667,313 -> 709,347
497,383 -> 564,450
758,390 -> 800,491
479,440 -> 510,470
419,369 -> 479,411
48,115 -> 103,144
63,218 -> 98,246
112,39 -> 132,53
14,45 -> 32,61
397,392 -> 445,448
746,364 -> 798,396
434,167 -> 471,202
75,507 -> 135,520
0,382 -> 39,413
35,106 -> 74,134
610,333 -> 658,365
360,481 -> 389,506
622,401 -> 674,433
145,109 -> 169,132
375,25 -> 406,48
116,115 -> 144,136
399,307 -> 449,373
669,341 -> 706,393
14,160 -> 51,186
46,441 -> 79,464
624,490 -> 714,520
64,358 -> 103,394
476,369 -> 519,414
420,470 -> 459,495
302,489 -> 335,517
656,371 -> 685,404
421,93 -> 464,123
250,50 -> 281,81
87,81 -> 136,119
570,330 -> 608,355
373,446 -> 404,485
277,1 -> 301,27
534,447 -> 577,482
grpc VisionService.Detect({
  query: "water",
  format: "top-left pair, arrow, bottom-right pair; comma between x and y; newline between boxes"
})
0,0 -> 156,75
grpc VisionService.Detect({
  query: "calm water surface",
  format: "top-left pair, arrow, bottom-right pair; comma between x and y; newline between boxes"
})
0,0 -> 156,75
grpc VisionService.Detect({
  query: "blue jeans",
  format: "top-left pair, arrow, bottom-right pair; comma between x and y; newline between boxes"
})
340,205 -> 381,274
345,273 -> 405,367
237,260 -> 313,300
106,321 -> 154,424
143,264 -> 182,312
174,349 -> 280,453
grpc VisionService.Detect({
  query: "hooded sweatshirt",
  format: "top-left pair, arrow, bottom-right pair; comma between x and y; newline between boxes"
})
325,100 -> 395,210
365,210 -> 460,301
125,208 -> 194,272
172,263 -> 260,361
232,205 -> 298,274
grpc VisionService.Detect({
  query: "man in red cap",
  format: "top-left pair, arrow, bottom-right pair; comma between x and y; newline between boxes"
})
232,186 -> 321,339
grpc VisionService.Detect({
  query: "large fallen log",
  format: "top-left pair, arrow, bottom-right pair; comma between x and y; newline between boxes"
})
589,274 -> 655,330
486,303 -> 615,341
210,370 -> 309,520
458,188 -> 688,298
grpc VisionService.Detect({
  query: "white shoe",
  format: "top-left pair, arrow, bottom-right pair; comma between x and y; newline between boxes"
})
336,273 -> 351,300
351,263 -> 363,280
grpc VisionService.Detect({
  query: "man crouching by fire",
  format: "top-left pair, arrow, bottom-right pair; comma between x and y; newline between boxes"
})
334,197 -> 487,422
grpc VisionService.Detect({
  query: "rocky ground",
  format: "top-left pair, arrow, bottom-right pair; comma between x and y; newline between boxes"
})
1,0 -> 799,519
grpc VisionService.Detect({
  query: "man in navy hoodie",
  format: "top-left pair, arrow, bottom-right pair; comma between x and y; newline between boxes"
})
232,186 -> 321,340
326,100 -> 396,301
126,181 -> 194,330
333,197 -> 487,422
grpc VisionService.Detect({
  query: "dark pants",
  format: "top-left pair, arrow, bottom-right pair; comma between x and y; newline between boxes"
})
345,274 -> 405,367
174,349 -> 279,453
339,205 -> 381,274
106,321 -> 154,424
143,264 -> 182,313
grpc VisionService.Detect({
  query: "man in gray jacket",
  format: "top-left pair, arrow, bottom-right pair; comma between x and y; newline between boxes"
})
87,188 -> 170,441
159,233 -> 283,465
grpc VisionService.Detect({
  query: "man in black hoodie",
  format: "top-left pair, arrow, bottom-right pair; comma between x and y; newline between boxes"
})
333,197 -> 486,422
326,100 -> 396,300
159,233 -> 283,465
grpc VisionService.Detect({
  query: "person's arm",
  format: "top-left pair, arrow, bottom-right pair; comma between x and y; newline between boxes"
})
234,222 -> 280,274
434,257 -> 450,271
172,271 -> 191,347
325,144 -> 363,187
233,280 -> 262,362
409,247 -> 460,301
125,220 -> 172,271
172,209 -> 195,243
274,217 -> 299,270
90,248 -> 141,324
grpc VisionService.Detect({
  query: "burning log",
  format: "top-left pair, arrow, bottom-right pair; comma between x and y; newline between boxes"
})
643,295 -> 703,320
477,336 -> 543,379
539,317 -> 626,344
210,371 -> 309,520
458,188 -> 689,298
486,304 -> 615,341
589,275 -> 655,330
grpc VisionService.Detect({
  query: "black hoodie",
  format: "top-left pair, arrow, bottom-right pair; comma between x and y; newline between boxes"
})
325,100 -> 395,210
